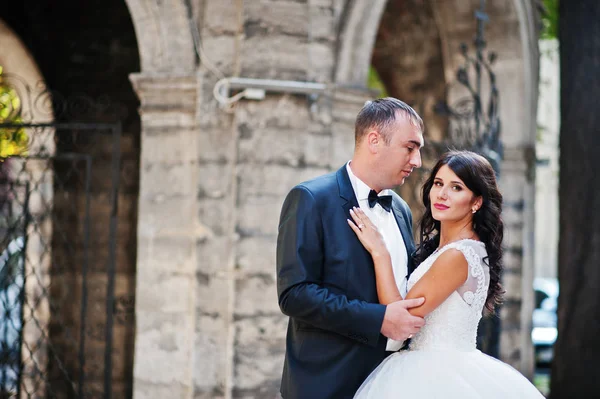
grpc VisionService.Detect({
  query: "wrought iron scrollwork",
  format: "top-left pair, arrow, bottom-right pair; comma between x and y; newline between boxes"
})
434,0 -> 502,175
0,69 -> 129,126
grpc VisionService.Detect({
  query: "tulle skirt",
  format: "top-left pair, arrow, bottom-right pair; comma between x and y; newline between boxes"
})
354,348 -> 545,398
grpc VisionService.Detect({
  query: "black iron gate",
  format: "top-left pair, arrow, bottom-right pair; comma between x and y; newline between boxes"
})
0,122 -> 121,398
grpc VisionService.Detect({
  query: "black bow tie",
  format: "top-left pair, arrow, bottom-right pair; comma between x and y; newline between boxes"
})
368,189 -> 393,212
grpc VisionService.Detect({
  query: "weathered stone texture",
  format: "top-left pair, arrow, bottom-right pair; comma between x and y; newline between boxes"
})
233,316 -> 287,394
128,0 -> 540,397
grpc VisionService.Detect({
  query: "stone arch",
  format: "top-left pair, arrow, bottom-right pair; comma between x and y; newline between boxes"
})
0,17 -> 55,397
124,0 -> 196,73
0,18 -> 51,123
335,0 -> 388,86
333,0 -> 539,377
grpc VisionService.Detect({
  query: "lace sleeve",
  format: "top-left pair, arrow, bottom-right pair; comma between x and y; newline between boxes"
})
448,242 -> 489,309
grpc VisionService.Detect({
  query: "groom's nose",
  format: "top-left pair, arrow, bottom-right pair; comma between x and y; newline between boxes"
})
409,150 -> 422,168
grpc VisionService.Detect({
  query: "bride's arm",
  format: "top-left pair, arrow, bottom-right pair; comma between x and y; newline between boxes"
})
348,207 -> 469,315
347,208 -> 403,305
371,253 -> 403,305
404,249 -> 468,317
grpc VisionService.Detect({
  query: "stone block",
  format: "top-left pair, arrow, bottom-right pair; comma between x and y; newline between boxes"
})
198,161 -> 234,199
139,108 -> 196,128
134,380 -> 191,399
198,127 -> 235,163
138,194 -> 196,233
194,388 -> 226,399
140,161 -> 197,197
141,128 -> 198,164
308,4 -> 336,41
233,315 -> 287,392
236,96 -> 311,130
136,270 -> 195,314
236,236 -> 276,275
499,329 -> 522,366
195,273 -> 232,315
241,35 -> 308,80
331,122 -> 355,166
303,132 -> 333,166
238,128 -> 331,168
502,271 -> 523,301
137,235 -> 196,275
198,196 -> 233,236
238,128 -> 304,166
197,236 -> 235,274
193,313 -> 230,391
134,311 -> 194,386
244,1 -> 308,37
236,196 -> 284,237
197,35 -> 239,74
234,274 -> 279,317
203,0 -> 241,34
236,163 -> 329,198
308,42 -> 335,82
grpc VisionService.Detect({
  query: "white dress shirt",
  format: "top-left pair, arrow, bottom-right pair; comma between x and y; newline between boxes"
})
346,162 -> 408,351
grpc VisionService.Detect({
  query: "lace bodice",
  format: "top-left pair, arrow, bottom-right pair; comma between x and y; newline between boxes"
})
408,239 -> 489,352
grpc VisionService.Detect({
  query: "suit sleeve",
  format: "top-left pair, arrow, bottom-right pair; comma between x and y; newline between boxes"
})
276,186 -> 386,347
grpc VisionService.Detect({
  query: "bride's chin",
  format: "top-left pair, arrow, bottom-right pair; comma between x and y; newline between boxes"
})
431,214 -> 443,221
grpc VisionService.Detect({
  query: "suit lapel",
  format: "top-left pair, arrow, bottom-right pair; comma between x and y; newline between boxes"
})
337,165 -> 359,215
338,165 -> 415,274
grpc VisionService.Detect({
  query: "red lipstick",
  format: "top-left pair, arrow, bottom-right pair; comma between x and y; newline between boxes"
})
433,203 -> 449,210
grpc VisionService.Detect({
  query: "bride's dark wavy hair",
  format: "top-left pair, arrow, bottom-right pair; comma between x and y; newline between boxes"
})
414,150 -> 504,312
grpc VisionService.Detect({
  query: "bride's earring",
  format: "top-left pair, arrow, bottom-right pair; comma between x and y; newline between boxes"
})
472,208 -> 477,214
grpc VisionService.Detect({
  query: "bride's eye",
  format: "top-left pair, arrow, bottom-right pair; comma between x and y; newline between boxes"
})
434,181 -> 443,187
452,185 -> 462,191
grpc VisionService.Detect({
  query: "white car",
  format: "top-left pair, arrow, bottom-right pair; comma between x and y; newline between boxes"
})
532,277 -> 558,367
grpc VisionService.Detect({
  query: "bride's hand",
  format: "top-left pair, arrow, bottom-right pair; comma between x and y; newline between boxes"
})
347,207 -> 389,257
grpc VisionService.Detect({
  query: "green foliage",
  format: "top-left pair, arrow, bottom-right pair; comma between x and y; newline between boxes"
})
0,66 -> 28,159
368,66 -> 388,98
541,0 -> 558,39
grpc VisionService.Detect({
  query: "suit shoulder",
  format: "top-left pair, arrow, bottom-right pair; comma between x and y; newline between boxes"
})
293,171 -> 337,199
391,190 -> 411,213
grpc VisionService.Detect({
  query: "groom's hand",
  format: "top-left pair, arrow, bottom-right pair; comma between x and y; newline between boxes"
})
380,298 -> 425,341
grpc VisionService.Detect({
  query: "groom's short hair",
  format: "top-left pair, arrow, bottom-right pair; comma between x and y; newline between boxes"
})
355,97 -> 423,145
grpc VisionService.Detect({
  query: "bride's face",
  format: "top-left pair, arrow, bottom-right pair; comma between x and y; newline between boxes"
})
429,165 -> 482,222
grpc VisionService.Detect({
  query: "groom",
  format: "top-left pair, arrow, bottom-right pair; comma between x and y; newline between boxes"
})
276,98 -> 426,398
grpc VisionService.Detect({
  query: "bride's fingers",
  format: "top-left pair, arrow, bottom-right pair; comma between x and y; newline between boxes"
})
353,207 -> 372,225
349,209 -> 368,232
349,208 -> 363,225
347,218 -> 361,234
353,207 -> 376,229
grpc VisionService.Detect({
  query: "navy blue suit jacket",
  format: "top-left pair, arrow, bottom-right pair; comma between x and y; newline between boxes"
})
276,165 -> 416,399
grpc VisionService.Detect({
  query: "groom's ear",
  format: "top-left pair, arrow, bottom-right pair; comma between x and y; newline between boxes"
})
366,130 -> 380,153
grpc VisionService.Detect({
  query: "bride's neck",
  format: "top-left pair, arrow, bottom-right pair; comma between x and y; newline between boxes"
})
438,221 -> 477,247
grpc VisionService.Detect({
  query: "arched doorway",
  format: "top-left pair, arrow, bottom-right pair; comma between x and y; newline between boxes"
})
335,0 -> 539,377
0,0 -> 141,396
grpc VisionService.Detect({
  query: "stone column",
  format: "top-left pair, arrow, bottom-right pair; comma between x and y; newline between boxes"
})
499,145 -> 536,378
130,73 -> 199,399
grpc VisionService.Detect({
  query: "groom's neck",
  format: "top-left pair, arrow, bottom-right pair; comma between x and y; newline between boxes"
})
349,157 -> 383,193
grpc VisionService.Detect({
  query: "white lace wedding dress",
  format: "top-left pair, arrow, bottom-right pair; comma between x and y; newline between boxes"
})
354,239 -> 544,398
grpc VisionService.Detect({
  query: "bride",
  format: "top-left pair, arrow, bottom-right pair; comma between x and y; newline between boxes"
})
347,150 -> 544,398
